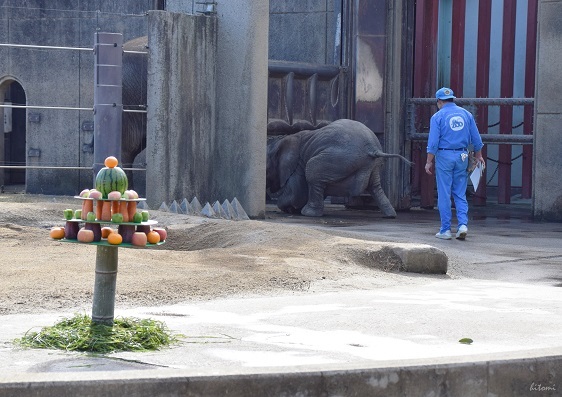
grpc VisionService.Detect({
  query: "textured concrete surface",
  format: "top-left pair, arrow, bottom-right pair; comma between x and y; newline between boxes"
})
146,11 -> 217,210
0,200 -> 560,396
533,0 -> 562,220
214,0 -> 269,218
0,280 -> 560,396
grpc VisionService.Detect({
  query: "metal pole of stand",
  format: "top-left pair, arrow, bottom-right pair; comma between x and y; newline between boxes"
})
93,32 -> 123,178
92,246 -> 119,326
91,32 -> 123,326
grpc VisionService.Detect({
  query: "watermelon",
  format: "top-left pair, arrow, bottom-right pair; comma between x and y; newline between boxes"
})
95,166 -> 128,199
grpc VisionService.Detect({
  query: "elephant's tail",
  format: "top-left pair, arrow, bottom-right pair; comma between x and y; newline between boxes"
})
368,149 -> 414,166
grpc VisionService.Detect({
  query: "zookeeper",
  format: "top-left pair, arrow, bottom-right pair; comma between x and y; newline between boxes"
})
424,87 -> 485,240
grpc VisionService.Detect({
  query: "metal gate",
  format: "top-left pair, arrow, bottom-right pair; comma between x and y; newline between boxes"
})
267,61 -> 348,135
409,0 -> 538,207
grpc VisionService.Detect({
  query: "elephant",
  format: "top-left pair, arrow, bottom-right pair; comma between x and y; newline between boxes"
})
266,119 -> 412,217
121,36 -> 149,187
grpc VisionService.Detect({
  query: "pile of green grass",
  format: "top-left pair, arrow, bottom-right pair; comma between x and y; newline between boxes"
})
14,313 -> 179,354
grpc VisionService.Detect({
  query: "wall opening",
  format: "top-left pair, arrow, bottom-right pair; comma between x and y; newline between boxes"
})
1,80 -> 26,190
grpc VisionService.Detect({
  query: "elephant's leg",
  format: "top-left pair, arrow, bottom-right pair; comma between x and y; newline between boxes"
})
301,181 -> 326,216
120,149 -> 140,190
121,112 -> 147,190
368,162 -> 397,218
301,154 -> 333,217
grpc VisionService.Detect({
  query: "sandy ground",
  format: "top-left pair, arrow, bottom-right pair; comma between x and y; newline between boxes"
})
0,193 -> 442,315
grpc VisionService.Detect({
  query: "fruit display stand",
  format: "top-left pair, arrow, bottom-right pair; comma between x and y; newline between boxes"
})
49,156 -> 168,326
56,196 -> 165,327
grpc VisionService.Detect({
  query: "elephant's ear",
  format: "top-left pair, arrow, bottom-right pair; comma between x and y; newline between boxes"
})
278,136 -> 300,187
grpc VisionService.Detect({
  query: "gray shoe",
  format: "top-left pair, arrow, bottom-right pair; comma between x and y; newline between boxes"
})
435,230 -> 452,240
456,225 -> 468,240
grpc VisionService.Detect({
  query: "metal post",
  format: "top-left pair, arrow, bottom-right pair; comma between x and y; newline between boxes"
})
93,32 -> 123,179
522,1 -> 538,199
498,2 -> 517,204
92,245 -> 119,326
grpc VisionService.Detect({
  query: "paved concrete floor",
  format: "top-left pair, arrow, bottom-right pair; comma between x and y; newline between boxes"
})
0,198 -> 560,396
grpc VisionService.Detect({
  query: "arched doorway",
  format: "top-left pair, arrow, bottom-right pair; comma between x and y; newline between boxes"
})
1,79 -> 26,191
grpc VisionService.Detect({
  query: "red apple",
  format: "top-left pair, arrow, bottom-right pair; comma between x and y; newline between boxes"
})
84,222 -> 102,242
123,190 -> 139,200
77,228 -> 95,243
131,232 -> 147,247
88,189 -> 103,200
152,227 -> 167,242
108,191 -> 122,200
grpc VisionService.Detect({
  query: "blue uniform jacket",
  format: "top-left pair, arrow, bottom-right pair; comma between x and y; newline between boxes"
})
427,103 -> 484,155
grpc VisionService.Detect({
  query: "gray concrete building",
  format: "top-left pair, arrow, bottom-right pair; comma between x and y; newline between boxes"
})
0,0 -> 153,194
0,1 -> 560,220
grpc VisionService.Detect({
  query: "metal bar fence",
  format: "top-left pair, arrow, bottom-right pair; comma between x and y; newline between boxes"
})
0,104 -> 147,113
407,96 -> 534,204
0,166 -> 145,171
406,98 -> 534,145
0,40 -> 148,177
0,43 -> 147,54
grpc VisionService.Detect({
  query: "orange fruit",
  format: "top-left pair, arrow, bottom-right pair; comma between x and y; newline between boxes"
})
101,227 -> 114,239
107,232 -> 123,245
104,156 -> 119,168
49,227 -> 65,240
147,230 -> 161,244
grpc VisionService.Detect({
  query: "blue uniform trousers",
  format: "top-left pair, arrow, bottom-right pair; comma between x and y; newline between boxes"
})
435,150 -> 469,233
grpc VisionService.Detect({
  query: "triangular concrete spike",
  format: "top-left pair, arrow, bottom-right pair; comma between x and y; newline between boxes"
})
231,197 -> 250,220
180,198 -> 193,215
213,200 -> 229,219
190,197 -> 203,213
200,202 -> 216,218
158,202 -> 169,212
137,200 -> 149,210
221,199 -> 235,220
168,200 -> 180,214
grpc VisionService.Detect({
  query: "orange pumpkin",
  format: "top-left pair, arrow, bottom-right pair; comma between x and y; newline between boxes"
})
104,156 -> 119,168
147,230 -> 161,244
107,232 -> 123,245
49,227 -> 65,240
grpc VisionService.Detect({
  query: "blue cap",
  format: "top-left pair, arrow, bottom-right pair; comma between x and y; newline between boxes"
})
435,87 -> 456,100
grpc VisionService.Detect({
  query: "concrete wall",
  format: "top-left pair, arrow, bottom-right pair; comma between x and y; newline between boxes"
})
269,0 -> 340,65
145,11 -> 217,210
143,3 -> 270,219
0,1 -> 152,195
214,0 -> 269,218
532,0 -> 562,221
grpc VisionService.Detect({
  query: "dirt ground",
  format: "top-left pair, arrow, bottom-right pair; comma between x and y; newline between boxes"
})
0,193 -> 442,315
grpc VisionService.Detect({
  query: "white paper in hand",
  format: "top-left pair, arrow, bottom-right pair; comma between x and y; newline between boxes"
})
470,163 -> 483,190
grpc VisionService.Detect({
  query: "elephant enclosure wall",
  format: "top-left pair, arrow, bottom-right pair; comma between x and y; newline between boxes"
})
146,4 -> 269,218
146,11 -> 217,210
